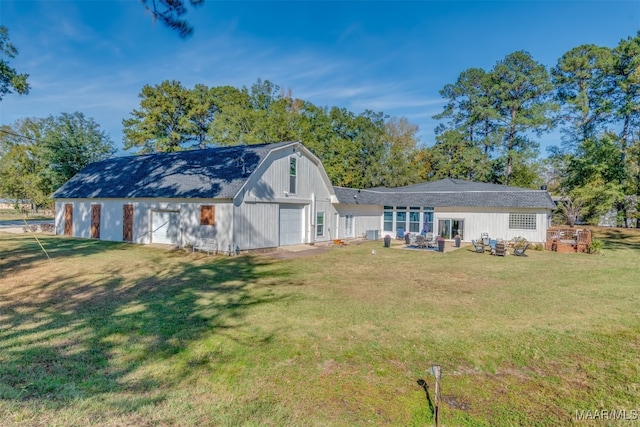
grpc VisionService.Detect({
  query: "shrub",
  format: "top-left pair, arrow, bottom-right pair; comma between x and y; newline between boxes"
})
589,239 -> 604,255
512,236 -> 528,249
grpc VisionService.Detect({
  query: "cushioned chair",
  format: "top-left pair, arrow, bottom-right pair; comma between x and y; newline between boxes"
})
397,228 -> 405,240
425,232 -> 437,248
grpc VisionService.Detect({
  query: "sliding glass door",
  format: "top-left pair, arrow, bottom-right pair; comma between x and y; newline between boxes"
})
438,219 -> 464,239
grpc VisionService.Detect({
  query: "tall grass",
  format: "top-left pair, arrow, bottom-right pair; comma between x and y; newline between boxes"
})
1,228 -> 639,426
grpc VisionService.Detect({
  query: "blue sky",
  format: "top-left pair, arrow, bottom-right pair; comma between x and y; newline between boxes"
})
1,1 -> 639,156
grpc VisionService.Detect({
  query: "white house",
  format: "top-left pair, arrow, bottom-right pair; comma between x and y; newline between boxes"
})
53,141 -> 556,252
52,141 -> 337,254
332,179 -> 556,244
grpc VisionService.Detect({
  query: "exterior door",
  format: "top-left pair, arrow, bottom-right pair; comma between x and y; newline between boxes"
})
64,204 -> 73,236
279,205 -> 304,246
123,204 -> 133,242
91,205 -> 101,239
151,210 -> 180,245
345,214 -> 354,238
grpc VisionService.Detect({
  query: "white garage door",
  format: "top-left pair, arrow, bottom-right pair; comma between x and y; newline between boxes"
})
151,210 -> 180,245
279,205 -> 304,246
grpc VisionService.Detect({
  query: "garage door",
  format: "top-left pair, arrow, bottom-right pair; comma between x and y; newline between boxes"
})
279,205 -> 304,246
151,210 -> 180,245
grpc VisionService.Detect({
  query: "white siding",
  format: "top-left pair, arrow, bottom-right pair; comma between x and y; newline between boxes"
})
233,202 -> 279,250
236,145 -> 336,249
434,207 -> 549,243
55,199 -> 235,251
334,204 -> 382,240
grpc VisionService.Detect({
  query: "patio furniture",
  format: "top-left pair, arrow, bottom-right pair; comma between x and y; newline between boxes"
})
425,232 -> 437,248
471,240 -> 485,253
494,242 -> 507,256
397,228 -> 405,240
513,243 -> 529,256
415,234 -> 427,248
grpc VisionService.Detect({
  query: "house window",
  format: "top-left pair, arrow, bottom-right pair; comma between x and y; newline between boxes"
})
316,211 -> 325,237
409,208 -> 421,233
509,213 -> 536,230
383,207 -> 393,232
289,157 -> 297,194
201,205 -> 215,225
396,210 -> 407,232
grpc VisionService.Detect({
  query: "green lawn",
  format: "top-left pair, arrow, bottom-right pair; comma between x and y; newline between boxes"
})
0,229 -> 639,426
0,209 -> 54,221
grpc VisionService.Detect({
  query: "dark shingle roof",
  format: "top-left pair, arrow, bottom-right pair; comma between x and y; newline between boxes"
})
334,178 -> 556,209
53,142 -> 295,199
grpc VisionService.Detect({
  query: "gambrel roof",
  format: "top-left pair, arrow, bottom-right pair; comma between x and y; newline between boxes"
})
53,142 -> 297,199
334,178 -> 556,209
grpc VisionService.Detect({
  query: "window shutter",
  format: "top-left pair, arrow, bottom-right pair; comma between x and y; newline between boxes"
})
201,205 -> 215,225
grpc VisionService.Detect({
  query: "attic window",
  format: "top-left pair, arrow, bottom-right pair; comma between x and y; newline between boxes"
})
201,205 -> 215,226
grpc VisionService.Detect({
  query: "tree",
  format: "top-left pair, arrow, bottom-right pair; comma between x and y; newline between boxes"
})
41,112 -> 116,193
123,80 -> 193,153
564,132 -> 626,224
612,31 -> 640,156
188,84 -> 219,149
0,119 -> 48,207
428,129 -> 490,181
0,113 -> 113,209
552,44 -> 614,146
379,117 -> 422,187
0,26 -> 29,101
490,51 -> 558,185
434,67 -> 498,156
140,0 -> 204,38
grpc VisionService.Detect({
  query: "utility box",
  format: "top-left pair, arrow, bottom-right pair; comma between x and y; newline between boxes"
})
366,230 -> 379,240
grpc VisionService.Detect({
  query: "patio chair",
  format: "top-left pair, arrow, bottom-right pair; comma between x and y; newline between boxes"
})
513,243 -> 529,257
415,234 -> 427,248
397,228 -> 405,240
425,232 -> 437,248
471,240 -> 485,253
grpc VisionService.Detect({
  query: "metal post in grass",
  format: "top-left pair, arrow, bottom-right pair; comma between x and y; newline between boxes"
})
429,365 -> 441,427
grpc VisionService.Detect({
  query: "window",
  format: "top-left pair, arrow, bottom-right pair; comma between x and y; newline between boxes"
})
383,208 -> 393,232
409,211 -> 421,232
316,211 -> 325,237
289,157 -> 297,194
396,211 -> 406,231
509,213 -> 536,230
201,205 -> 215,225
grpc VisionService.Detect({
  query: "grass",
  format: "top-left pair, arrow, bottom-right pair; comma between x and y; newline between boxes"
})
0,209 -> 54,221
0,228 -> 639,426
